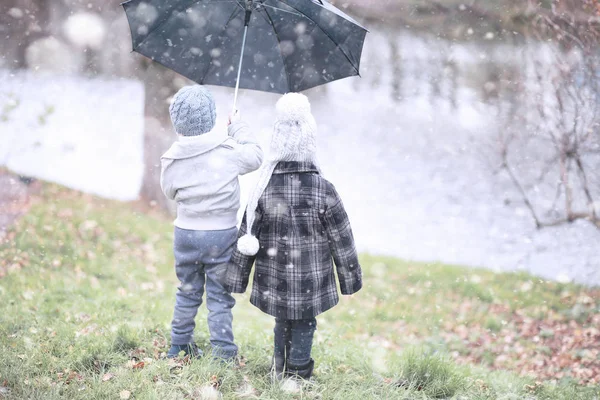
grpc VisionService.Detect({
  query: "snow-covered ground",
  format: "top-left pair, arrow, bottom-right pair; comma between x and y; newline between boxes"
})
0,70 -> 144,201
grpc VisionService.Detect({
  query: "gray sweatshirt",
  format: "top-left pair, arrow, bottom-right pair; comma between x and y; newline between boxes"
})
160,120 -> 263,231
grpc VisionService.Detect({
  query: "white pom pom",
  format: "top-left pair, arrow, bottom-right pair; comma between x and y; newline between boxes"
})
237,234 -> 260,256
276,93 -> 311,120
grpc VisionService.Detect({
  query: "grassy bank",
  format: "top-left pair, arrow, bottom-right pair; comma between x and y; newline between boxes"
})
0,183 -> 599,399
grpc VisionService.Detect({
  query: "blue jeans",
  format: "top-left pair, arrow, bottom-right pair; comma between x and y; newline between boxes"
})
171,227 -> 238,359
274,318 -> 317,367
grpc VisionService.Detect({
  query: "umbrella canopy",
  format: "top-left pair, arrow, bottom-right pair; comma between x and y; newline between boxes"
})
122,0 -> 368,95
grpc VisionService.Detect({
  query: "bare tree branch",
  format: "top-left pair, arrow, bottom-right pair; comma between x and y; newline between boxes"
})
574,156 -> 598,222
496,0 -> 600,230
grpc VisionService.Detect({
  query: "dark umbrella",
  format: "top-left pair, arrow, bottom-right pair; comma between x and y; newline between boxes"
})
122,0 -> 368,110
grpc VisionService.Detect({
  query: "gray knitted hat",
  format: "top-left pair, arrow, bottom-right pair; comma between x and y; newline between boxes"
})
237,93 -> 319,256
169,85 -> 217,136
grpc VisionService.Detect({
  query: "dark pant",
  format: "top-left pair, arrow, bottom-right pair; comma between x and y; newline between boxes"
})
171,227 -> 238,359
274,318 -> 317,368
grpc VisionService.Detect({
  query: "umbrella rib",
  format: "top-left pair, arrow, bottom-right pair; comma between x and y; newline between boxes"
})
232,0 -> 245,11
270,0 -> 360,74
198,4 -> 243,83
258,7 -> 291,91
259,3 -> 303,17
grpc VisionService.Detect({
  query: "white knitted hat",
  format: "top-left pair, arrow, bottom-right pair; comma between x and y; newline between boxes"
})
237,93 -> 318,256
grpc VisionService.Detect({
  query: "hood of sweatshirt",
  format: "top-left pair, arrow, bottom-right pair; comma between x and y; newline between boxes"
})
161,129 -> 229,160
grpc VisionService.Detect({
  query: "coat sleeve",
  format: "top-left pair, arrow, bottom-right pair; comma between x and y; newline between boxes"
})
323,185 -> 363,295
160,158 -> 177,201
228,121 -> 264,175
225,209 -> 262,293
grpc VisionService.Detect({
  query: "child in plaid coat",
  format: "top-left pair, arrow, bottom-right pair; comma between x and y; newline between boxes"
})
225,93 -> 362,381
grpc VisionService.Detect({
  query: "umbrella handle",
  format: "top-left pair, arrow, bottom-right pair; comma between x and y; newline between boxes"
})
233,10 -> 252,114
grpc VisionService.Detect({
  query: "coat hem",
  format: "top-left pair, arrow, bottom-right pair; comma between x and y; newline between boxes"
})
250,296 -> 339,320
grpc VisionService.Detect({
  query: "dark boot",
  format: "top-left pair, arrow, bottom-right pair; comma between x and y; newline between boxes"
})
285,359 -> 314,380
167,343 -> 202,359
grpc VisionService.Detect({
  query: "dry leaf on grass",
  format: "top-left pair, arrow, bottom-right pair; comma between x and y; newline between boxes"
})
209,375 -> 221,389
101,373 -> 114,382
441,302 -> 600,386
132,361 -> 145,370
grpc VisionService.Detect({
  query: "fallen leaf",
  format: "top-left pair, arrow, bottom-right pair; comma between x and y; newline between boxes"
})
237,357 -> 247,367
132,361 -> 145,370
64,371 -> 81,384
210,375 -> 222,390
101,373 -> 114,382
119,390 -> 131,399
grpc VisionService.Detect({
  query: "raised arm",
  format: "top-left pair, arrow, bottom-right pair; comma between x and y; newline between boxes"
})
228,119 -> 263,175
322,184 -> 362,295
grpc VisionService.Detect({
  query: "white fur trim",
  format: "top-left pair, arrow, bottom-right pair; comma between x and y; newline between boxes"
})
238,234 -> 260,256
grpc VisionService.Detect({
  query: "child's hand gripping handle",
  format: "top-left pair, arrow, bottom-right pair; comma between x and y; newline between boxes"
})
228,109 -> 241,126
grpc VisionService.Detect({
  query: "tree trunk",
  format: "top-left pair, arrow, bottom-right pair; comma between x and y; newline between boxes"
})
135,61 -> 181,210
2,0 -> 49,69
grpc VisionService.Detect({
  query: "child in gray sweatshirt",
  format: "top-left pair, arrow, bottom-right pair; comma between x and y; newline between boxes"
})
160,85 -> 263,360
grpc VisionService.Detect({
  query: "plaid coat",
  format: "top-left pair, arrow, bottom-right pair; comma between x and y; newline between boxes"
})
225,161 -> 362,320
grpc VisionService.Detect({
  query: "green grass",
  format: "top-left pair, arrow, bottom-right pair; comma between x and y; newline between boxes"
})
0,183 -> 599,399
